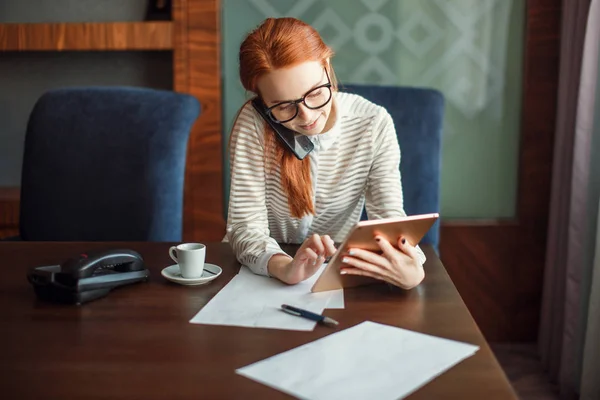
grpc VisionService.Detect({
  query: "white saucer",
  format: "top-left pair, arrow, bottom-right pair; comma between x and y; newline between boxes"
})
161,263 -> 222,286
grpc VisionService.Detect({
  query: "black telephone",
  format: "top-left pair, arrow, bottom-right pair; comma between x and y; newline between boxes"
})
27,249 -> 150,305
251,98 -> 314,160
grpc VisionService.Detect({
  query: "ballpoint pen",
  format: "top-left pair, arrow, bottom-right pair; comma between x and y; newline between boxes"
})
280,304 -> 339,327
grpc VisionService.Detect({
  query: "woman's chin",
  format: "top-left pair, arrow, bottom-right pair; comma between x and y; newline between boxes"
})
298,129 -> 320,136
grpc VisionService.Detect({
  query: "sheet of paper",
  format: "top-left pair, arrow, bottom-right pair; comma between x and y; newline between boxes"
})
323,288 -> 344,309
314,263 -> 344,309
237,264 -> 344,309
189,263 -> 343,330
236,321 -> 480,400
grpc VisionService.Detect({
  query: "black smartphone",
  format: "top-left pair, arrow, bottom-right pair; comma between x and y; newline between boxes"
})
251,98 -> 314,160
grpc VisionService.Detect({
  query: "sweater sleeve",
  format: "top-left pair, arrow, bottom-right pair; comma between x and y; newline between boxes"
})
364,110 -> 426,266
225,102 -> 290,276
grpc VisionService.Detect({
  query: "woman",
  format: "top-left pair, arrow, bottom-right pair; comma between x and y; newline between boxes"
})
226,17 -> 426,289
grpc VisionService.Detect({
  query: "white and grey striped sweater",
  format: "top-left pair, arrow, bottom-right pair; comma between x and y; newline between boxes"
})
225,91 -> 425,276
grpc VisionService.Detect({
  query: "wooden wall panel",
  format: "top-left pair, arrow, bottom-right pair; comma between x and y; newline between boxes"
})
439,0 -> 561,341
512,0 -> 562,341
0,22 -> 172,51
0,188 -> 19,238
174,0 -> 225,241
440,222 -> 519,340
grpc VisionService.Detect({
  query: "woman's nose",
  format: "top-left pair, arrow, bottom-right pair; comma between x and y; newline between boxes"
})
297,103 -> 313,121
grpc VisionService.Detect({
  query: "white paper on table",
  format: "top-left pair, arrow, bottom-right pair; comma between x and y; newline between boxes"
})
322,289 -> 344,309
189,263 -> 343,330
314,263 -> 344,309
237,263 -> 344,309
236,321 -> 480,400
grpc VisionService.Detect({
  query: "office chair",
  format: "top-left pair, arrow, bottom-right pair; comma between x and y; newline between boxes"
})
342,84 -> 444,252
18,86 -> 200,241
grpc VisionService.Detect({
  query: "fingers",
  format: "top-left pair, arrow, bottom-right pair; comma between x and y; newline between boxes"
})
297,246 -> 319,265
340,254 -> 389,278
340,266 -> 384,281
303,234 -> 337,258
304,233 -> 325,257
345,247 -> 389,268
322,235 -> 337,256
375,235 -> 418,262
374,235 -> 398,259
397,236 -> 420,261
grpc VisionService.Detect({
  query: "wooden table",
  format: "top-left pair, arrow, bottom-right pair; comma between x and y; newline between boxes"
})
0,242 -> 516,399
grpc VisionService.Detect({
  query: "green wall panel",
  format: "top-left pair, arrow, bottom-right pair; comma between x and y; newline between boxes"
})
222,0 -> 525,218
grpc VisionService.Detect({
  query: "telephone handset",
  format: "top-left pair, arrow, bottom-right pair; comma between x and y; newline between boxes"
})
251,98 -> 314,160
59,249 -> 145,278
27,249 -> 149,304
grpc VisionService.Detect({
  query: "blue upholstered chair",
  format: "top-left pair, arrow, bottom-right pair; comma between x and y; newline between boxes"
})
18,86 -> 200,241
341,84 -> 444,252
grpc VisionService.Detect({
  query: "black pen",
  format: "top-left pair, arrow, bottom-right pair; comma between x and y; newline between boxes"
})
280,304 -> 339,327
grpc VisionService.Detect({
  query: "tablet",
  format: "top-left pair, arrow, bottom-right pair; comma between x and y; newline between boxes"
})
310,213 -> 439,292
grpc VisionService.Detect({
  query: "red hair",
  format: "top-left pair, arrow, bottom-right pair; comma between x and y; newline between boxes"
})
238,17 -> 336,218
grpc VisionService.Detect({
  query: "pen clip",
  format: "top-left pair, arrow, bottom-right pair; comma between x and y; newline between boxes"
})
281,307 -> 302,317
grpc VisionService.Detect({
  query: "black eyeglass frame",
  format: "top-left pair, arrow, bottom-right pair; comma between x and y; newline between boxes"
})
264,68 -> 333,124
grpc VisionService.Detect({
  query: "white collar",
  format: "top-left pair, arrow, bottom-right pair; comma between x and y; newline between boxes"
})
308,93 -> 342,152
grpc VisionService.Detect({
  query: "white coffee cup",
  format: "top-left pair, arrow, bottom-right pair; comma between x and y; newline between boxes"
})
169,243 -> 206,279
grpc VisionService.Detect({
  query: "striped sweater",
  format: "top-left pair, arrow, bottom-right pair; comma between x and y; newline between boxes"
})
225,91 -> 426,276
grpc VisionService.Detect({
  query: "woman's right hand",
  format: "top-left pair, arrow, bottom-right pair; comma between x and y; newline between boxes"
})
268,234 -> 337,284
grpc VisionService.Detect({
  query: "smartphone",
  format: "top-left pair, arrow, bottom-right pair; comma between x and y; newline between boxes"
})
251,98 -> 314,160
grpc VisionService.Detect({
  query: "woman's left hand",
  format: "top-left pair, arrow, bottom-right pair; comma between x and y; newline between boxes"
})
340,235 -> 424,289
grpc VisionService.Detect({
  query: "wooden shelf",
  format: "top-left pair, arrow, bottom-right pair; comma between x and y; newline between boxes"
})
0,22 -> 173,51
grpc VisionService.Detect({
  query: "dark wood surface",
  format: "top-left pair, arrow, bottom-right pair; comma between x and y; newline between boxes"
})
0,242 -> 516,399
439,0 -> 561,341
0,22 -> 173,51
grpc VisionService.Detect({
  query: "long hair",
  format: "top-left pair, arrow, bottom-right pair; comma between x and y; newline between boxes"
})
238,17 -> 337,218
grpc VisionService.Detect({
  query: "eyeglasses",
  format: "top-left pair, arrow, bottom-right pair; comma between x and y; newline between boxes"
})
265,68 -> 332,124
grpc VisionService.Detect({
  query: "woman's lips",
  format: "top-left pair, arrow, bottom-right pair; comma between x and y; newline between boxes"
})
299,115 -> 320,130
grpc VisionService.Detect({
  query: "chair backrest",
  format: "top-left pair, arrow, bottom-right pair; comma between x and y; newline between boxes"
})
19,86 -> 200,241
341,84 -> 444,251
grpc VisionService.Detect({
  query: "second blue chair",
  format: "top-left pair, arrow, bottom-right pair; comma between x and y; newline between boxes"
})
342,84 -> 444,252
19,86 -> 200,241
